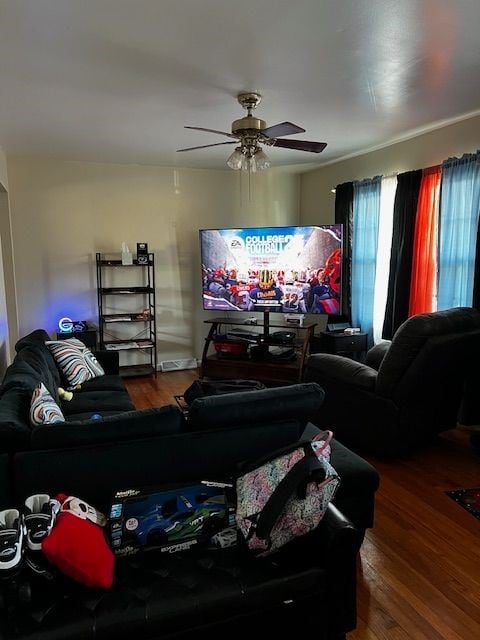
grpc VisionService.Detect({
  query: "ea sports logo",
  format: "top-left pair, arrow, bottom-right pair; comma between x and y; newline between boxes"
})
227,235 -> 245,252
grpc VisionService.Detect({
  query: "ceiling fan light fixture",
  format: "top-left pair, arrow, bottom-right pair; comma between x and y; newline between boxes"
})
226,147 -> 244,170
227,145 -> 270,173
254,147 -> 271,171
242,154 -> 256,173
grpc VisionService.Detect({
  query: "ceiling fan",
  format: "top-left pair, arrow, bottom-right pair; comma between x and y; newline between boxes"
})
177,92 -> 327,172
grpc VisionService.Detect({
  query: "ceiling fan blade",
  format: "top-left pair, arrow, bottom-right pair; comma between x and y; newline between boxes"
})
273,139 -> 327,153
177,141 -> 237,152
184,126 -> 237,139
261,121 -> 305,138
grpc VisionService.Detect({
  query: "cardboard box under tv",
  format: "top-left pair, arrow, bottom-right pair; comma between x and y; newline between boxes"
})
109,483 -> 229,556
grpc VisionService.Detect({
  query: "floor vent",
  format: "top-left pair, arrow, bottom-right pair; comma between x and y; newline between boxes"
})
160,358 -> 198,372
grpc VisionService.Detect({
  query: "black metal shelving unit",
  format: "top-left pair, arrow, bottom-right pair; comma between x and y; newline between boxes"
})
96,252 -> 157,377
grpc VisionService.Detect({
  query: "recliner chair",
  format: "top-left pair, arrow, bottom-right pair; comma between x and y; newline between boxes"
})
304,307 -> 480,457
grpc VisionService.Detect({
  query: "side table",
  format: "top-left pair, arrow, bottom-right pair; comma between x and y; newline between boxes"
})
313,331 -> 368,361
56,329 -> 97,350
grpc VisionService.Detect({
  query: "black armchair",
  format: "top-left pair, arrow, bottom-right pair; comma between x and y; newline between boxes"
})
304,307 -> 480,457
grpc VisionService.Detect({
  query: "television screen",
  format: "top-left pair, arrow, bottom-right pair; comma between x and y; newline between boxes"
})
200,224 -> 342,315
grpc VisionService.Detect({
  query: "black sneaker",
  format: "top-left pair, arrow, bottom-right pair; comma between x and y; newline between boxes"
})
0,509 -> 24,575
24,495 -> 60,551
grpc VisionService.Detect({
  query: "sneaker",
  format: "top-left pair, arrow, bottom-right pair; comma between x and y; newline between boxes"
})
24,548 -> 56,580
24,495 -> 60,551
0,509 -> 24,574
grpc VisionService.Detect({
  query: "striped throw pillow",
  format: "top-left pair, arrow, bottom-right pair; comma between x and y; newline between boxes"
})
30,383 -> 65,426
46,338 -> 105,386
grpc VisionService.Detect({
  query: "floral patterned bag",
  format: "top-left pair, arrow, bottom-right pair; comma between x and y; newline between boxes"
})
235,431 -> 339,556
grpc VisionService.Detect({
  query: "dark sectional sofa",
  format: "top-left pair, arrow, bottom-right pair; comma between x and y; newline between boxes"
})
0,329 -> 379,639
0,329 -> 182,453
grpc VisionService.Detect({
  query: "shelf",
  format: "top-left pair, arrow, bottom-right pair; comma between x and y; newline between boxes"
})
55,329 -> 97,349
203,353 -> 301,385
99,259 -> 153,267
100,286 -> 153,294
204,317 -> 316,330
119,364 -> 156,378
102,313 -> 152,323
103,339 -> 154,351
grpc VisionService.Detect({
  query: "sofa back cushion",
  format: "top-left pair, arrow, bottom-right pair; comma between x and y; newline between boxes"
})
377,307 -> 480,398
14,329 -> 51,353
13,421 -> 300,512
186,382 -> 325,432
13,344 -> 61,398
30,405 -> 184,450
0,358 -> 39,395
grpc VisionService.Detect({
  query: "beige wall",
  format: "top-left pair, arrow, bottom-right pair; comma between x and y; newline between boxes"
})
0,146 -> 8,191
300,114 -> 480,225
7,158 -> 300,362
0,213 -> 9,377
0,146 -> 14,372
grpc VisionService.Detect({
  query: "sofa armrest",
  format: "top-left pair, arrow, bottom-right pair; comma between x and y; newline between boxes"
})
321,503 -> 363,553
94,350 -> 119,375
365,340 -> 391,370
305,353 -> 377,391
274,503 -> 361,635
321,504 -> 362,634
30,405 -> 184,449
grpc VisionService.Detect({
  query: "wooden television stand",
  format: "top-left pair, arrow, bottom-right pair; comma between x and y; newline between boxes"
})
200,312 -> 316,385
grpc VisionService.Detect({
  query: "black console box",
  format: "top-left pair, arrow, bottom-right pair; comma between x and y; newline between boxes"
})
326,322 -> 351,333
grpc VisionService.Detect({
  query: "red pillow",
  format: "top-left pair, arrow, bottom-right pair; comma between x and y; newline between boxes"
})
42,494 -> 114,589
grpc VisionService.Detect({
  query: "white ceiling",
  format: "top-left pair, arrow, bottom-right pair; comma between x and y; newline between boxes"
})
0,0 -> 479,171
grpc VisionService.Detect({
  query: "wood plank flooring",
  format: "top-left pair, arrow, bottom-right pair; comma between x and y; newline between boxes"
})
125,371 -> 480,640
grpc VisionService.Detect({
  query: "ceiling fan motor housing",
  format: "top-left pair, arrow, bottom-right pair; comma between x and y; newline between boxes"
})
232,92 -> 266,135
231,115 -> 267,134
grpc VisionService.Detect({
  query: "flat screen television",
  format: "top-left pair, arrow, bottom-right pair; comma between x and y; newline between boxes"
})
200,224 -> 343,316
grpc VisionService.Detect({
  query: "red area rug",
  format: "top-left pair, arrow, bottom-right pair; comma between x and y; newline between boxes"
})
446,487 -> 480,520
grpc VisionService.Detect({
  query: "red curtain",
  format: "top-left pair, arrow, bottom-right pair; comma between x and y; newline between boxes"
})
409,166 -> 441,315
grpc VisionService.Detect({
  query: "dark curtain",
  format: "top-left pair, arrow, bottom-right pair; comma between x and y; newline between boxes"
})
382,170 -> 422,339
334,182 -> 353,323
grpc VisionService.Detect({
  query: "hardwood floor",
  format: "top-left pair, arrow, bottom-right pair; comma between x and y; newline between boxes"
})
125,371 -> 480,640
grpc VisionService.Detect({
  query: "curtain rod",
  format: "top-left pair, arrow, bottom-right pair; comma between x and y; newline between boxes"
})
330,163 -> 441,193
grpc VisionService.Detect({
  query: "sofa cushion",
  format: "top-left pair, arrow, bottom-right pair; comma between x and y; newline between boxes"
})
61,389 -> 135,416
77,374 -> 127,393
46,338 -> 105,386
0,386 -> 32,453
0,542 -> 327,640
30,383 -> 65,426
30,405 -> 184,449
